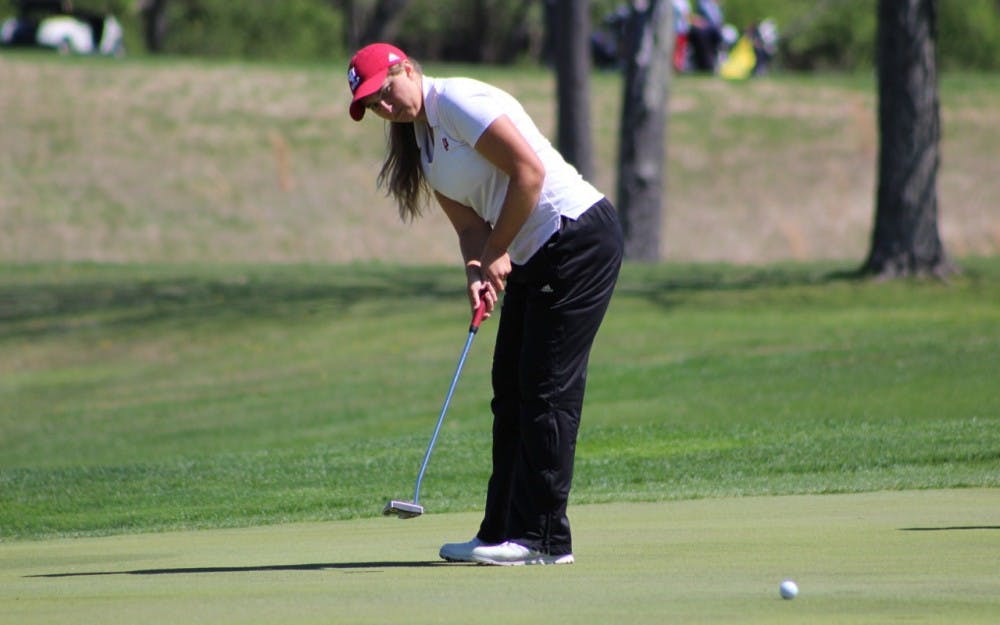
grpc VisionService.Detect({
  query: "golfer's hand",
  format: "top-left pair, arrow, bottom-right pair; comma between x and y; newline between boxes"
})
480,248 -> 511,295
469,280 -> 497,319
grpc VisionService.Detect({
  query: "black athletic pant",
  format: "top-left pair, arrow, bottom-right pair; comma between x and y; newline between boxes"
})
476,198 -> 623,555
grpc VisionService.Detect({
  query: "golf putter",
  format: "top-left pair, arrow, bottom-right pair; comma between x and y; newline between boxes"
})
383,295 -> 489,519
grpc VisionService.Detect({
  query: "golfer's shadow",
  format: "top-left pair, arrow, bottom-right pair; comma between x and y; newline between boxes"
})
28,561 -> 470,578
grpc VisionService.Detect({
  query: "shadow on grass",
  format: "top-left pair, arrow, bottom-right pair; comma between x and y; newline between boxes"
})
0,264 -> 465,340
613,262 -> 862,310
0,261 -> 872,341
27,560 -> 466,578
12,255 -> 989,341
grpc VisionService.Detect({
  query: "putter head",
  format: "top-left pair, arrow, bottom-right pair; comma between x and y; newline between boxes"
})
383,500 -> 424,519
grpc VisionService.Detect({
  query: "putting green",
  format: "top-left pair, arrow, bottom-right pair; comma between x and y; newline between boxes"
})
2,490 -> 997,625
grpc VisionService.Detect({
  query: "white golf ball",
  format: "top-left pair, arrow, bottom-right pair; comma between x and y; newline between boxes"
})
779,579 -> 799,599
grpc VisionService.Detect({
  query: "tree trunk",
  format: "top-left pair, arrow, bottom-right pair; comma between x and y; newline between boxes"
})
554,0 -> 594,180
341,0 -> 361,52
864,0 -> 955,278
138,0 -> 170,53
342,0 -> 410,51
359,0 -> 410,46
541,0 -> 557,65
617,0 -> 672,262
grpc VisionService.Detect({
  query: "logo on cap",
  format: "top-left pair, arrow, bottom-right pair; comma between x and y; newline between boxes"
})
348,66 -> 361,92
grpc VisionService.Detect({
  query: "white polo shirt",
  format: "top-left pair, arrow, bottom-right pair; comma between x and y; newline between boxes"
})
415,76 -> 604,265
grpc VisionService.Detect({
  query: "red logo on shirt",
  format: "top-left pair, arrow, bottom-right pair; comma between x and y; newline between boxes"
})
442,138 -> 450,151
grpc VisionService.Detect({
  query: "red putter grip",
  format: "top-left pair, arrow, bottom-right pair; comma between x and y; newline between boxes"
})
470,297 -> 488,332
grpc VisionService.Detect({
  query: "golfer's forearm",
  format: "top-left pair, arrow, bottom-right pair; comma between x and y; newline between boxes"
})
472,115 -> 545,260
484,173 -> 542,258
435,190 -> 492,271
459,230 -> 491,274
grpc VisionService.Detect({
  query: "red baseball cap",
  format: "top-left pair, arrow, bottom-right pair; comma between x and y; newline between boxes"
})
347,43 -> 408,121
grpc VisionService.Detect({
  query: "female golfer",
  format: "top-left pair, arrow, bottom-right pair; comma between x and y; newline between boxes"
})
347,43 -> 623,565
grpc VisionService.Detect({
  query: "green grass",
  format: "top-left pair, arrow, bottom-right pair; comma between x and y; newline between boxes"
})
2,259 -> 998,540
2,491 -> 998,625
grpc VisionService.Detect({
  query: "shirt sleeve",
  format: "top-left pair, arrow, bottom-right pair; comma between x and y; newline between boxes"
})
436,81 -> 507,147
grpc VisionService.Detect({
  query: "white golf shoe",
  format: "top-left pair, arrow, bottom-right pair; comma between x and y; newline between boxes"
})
439,537 -> 485,562
468,541 -> 575,566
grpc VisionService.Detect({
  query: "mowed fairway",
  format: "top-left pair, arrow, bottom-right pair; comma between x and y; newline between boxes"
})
2,490 -> 998,625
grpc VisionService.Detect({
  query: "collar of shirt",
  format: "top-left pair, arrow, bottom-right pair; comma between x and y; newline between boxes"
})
421,75 -> 441,128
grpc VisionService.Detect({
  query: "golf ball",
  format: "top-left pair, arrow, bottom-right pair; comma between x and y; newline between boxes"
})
779,579 -> 799,599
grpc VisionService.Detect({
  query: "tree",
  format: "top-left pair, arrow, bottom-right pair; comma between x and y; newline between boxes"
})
863,0 -> 955,278
616,0 -> 673,262
137,0 -> 170,52
553,0 -> 594,180
340,0 -> 410,51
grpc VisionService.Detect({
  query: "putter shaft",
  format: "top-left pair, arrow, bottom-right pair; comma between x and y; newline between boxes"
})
384,298 -> 487,519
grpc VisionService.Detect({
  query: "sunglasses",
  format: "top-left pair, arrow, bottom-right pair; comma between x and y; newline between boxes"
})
364,73 -> 399,111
